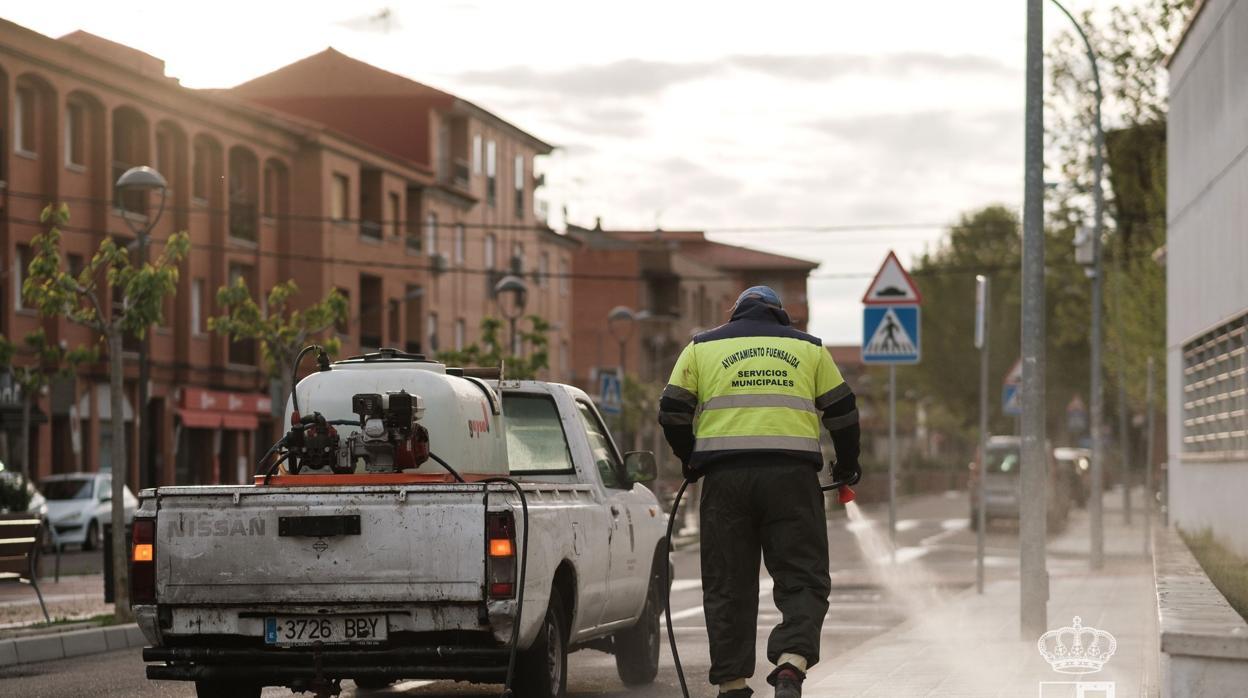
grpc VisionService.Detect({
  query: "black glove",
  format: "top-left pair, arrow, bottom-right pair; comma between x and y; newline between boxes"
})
681,460 -> 702,483
831,459 -> 861,487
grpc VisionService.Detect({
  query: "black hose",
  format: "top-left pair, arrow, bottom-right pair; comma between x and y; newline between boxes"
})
664,479 -> 692,698
254,437 -> 287,477
289,345 -> 323,415
262,453 -> 290,486
427,452 -> 467,483
480,477 -> 530,698
663,473 -> 851,698
425,451 -> 527,698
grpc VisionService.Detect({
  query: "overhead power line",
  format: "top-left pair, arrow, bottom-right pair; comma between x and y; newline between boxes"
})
5,215 -> 1136,284
5,187 -> 1010,238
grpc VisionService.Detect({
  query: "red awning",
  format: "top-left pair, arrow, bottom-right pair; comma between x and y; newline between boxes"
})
178,410 -> 260,431
177,409 -> 223,429
222,413 -> 260,431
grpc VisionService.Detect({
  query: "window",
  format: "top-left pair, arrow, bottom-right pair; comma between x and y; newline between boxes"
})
425,213 -> 438,256
537,252 -> 549,288
504,395 -> 575,474
559,258 -> 570,296
484,233 -> 497,269
511,242 -> 525,273
455,318 -> 466,351
191,279 -> 204,335
472,134 -> 482,175
65,102 -> 84,167
192,141 -> 211,201
559,340 -> 569,377
14,86 -> 35,154
359,275 -> 383,348
331,174 -> 349,221
485,140 -> 497,206
335,288 -> 350,335
514,155 -> 525,218
67,253 -> 84,279
454,224 -> 465,265
576,401 -> 625,488
404,284 -> 423,354
227,265 -> 258,365
388,193 -> 401,237
13,245 -> 32,310
1182,313 -> 1248,459
427,312 -> 439,353
388,299 -> 400,344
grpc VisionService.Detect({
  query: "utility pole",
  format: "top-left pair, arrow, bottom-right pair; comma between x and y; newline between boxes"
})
975,275 -> 990,594
1145,356 -> 1155,555
1020,0 -> 1049,639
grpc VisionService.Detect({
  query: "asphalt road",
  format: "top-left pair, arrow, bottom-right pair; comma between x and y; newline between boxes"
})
0,490 -> 1025,698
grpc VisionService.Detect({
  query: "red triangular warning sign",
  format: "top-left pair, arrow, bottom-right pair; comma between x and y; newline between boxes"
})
862,251 -> 922,305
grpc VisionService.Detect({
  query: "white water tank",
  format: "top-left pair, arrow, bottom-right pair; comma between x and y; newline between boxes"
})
284,354 -> 507,476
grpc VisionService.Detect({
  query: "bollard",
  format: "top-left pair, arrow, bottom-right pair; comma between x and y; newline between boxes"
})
102,522 -> 131,603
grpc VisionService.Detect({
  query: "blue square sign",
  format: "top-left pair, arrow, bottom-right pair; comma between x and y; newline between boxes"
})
862,306 -> 921,364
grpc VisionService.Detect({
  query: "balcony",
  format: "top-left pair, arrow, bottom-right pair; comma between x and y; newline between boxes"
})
360,220 -> 383,241
452,159 -> 470,190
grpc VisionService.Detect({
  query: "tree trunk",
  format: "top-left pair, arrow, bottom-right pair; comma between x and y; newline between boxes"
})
19,393 -> 32,479
108,328 -> 132,621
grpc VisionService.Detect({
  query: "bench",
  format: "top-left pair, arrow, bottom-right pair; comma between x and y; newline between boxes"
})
1154,525 -> 1248,697
0,514 -> 50,623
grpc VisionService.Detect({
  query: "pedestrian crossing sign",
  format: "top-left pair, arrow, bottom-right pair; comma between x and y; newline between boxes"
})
862,306 -> 921,364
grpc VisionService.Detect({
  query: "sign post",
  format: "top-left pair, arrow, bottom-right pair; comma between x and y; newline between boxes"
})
975,275 -> 990,594
862,251 -> 922,555
598,369 -> 622,416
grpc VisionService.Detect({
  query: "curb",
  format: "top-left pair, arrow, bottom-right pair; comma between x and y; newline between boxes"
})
0,623 -> 145,668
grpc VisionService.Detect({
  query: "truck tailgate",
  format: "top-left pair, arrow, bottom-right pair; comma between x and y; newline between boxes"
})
155,486 -> 487,605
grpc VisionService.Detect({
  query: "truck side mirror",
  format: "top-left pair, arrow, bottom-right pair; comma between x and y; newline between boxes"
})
624,451 -> 657,484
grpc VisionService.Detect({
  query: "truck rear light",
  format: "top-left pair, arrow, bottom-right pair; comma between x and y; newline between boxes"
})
131,518 -> 156,605
486,511 -> 516,600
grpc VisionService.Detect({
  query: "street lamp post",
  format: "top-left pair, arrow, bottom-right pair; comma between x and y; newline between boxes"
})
607,306 -> 637,447
115,166 -> 167,490
493,275 -> 529,363
1050,0 -> 1107,571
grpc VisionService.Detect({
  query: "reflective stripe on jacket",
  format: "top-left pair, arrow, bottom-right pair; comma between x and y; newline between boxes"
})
658,298 -> 858,470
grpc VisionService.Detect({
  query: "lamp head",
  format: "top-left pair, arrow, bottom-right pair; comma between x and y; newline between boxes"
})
115,166 -> 167,192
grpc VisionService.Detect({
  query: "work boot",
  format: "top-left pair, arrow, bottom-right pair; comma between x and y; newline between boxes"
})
767,663 -> 806,698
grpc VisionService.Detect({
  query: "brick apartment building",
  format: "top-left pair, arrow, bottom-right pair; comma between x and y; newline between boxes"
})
567,222 -> 818,388
0,21 -> 565,489
230,49 -> 577,377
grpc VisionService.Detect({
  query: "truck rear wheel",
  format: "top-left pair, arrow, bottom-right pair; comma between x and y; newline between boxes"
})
614,571 -> 661,685
195,680 -> 260,698
513,592 -> 569,698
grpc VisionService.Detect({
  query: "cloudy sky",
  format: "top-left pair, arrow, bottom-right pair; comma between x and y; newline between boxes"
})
5,0 -> 1122,343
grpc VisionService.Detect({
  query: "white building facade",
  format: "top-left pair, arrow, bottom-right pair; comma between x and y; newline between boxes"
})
1166,0 -> 1248,555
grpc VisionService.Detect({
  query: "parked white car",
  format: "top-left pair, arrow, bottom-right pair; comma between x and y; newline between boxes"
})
41,472 -> 138,550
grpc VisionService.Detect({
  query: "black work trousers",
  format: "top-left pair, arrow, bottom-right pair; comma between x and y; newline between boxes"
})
699,462 -> 831,685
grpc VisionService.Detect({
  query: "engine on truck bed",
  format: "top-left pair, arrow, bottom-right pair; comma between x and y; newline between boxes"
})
276,348 -> 508,477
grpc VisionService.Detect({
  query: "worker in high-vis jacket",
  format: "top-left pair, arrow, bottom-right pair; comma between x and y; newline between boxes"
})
658,286 -> 861,698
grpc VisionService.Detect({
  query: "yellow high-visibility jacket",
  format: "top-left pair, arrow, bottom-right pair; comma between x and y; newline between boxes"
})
658,299 -> 859,471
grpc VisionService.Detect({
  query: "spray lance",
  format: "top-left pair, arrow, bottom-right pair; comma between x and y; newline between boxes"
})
661,466 -> 856,698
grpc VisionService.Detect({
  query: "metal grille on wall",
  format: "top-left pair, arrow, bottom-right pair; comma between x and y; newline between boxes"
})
1182,312 -> 1248,459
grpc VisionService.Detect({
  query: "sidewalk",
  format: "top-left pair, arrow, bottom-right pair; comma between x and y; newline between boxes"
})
806,488 -> 1160,697
0,573 -> 110,630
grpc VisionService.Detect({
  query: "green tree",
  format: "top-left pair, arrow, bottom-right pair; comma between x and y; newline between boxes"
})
1047,0 -> 1195,460
435,316 -> 550,379
208,279 -> 348,412
23,203 -> 189,621
0,329 -> 96,477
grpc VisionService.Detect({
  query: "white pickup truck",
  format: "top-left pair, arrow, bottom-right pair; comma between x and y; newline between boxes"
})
133,351 -> 668,698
